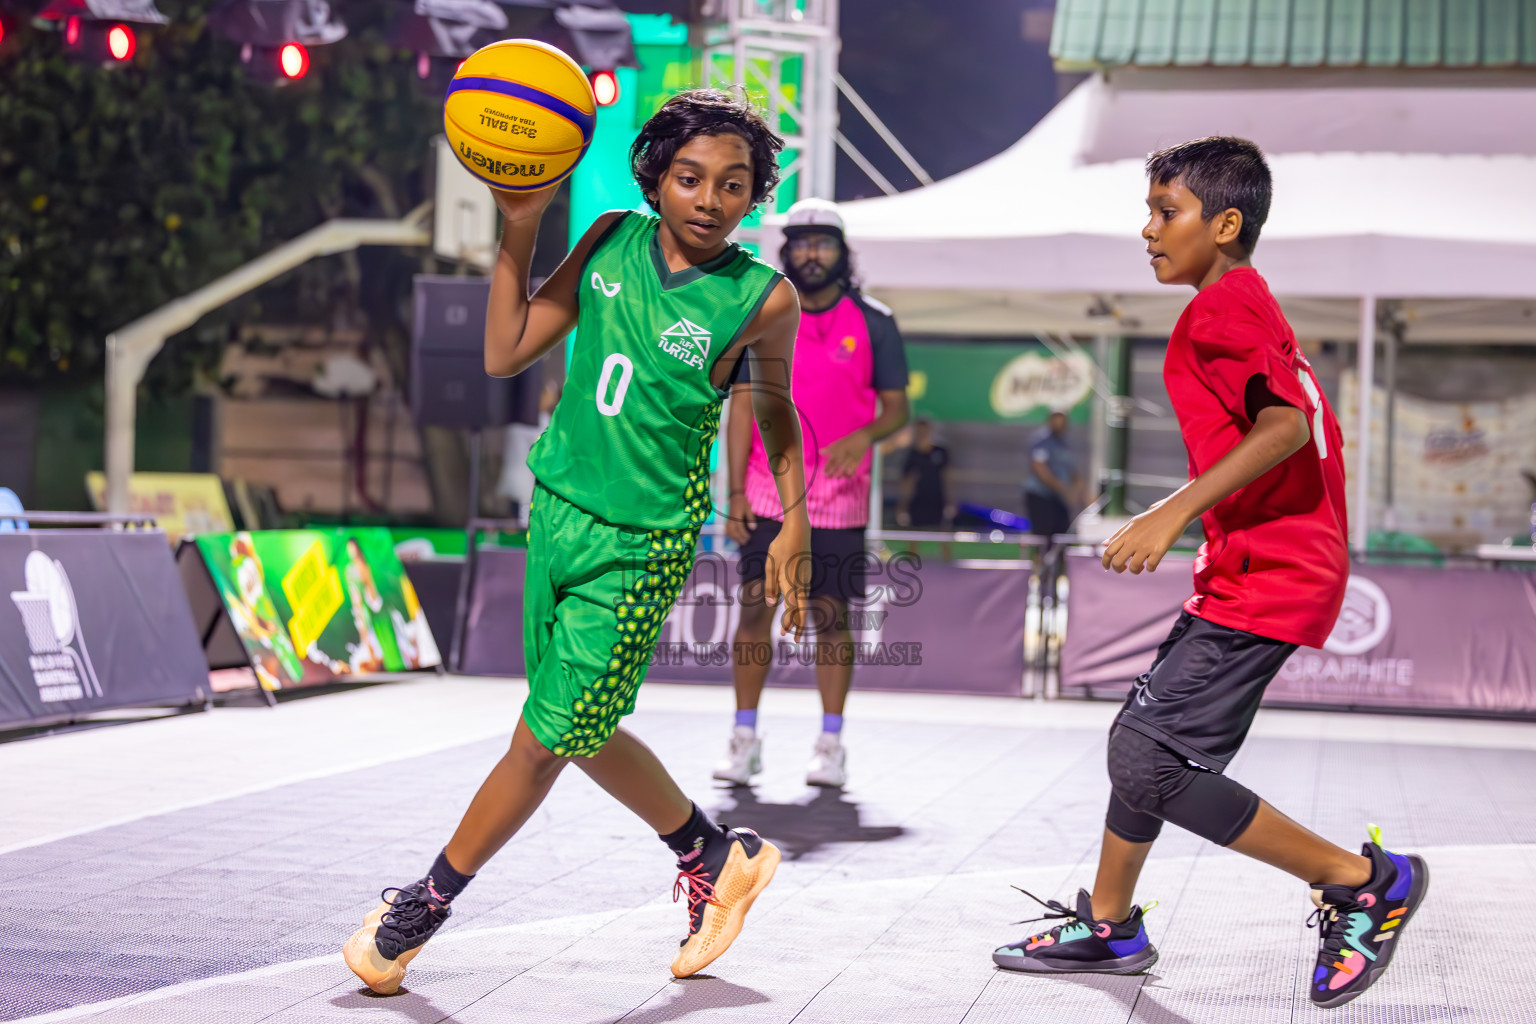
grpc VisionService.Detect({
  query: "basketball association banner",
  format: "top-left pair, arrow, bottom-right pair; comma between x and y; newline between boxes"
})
460,548 -> 1030,697
192,528 -> 441,691
1058,551 -> 1536,715
0,531 -> 208,729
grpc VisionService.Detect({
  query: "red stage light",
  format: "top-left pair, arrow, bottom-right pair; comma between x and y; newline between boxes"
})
591,69 -> 619,107
64,16 -> 81,46
107,24 -> 135,61
279,42 -> 308,79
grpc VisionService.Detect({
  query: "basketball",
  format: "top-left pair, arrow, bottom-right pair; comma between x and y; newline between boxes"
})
443,39 -> 597,192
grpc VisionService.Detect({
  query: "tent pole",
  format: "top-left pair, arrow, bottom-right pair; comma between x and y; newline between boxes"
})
1354,295 -> 1377,554
1089,335 -> 1109,508
1383,310 -> 1398,530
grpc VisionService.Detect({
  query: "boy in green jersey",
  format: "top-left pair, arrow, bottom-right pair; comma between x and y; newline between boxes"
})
345,90 -> 810,993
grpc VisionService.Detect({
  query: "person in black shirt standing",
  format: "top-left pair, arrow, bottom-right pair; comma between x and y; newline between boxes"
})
896,418 -> 953,529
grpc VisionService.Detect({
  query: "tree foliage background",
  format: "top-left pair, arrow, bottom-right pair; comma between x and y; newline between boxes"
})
0,0 -> 444,394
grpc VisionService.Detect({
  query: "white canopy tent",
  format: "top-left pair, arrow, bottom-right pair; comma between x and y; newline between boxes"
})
764,70 -> 1536,549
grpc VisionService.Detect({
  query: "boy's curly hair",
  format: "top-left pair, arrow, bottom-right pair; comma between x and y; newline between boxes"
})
631,88 -> 784,211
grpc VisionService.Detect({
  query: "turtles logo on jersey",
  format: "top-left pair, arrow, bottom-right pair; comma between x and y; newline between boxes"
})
658,319 -> 711,369
590,272 -> 621,297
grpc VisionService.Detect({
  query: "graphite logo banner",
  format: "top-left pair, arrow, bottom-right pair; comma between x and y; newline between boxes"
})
0,531 -> 208,729
1059,552 -> 1536,715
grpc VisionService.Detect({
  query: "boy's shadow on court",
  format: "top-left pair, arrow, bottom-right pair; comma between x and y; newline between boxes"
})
709,786 -> 905,861
340,977 -> 769,1023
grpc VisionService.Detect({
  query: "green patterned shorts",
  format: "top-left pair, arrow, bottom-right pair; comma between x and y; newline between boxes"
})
521,483 -> 697,757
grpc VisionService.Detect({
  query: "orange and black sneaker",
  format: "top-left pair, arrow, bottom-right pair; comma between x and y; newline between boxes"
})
343,880 -> 452,995
670,827 -> 781,978
1308,827 -> 1430,1008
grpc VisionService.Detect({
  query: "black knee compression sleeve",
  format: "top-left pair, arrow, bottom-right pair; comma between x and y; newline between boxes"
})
1106,725 -> 1260,847
1105,791 -> 1163,844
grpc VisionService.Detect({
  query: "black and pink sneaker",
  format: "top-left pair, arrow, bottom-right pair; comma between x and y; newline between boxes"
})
1308,828 -> 1430,1008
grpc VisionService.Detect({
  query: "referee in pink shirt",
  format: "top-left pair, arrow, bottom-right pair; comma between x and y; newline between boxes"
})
716,199 -> 910,788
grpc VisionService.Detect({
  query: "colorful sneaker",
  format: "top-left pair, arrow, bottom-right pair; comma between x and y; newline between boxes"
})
712,726 -> 763,786
993,888 -> 1158,975
805,732 -> 847,788
343,880 -> 452,995
1308,827 -> 1429,1008
670,827 -> 781,978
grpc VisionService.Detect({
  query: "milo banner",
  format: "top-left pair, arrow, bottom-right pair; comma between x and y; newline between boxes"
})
905,342 -> 1093,424
0,531 -> 207,729
460,548 -> 1030,697
1059,551 -> 1536,714
193,528 -> 441,690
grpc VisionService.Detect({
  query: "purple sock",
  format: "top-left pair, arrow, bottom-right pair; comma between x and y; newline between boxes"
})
735,708 -> 758,730
822,713 -> 844,735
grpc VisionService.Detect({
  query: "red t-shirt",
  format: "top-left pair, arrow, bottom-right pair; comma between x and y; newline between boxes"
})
1163,267 -> 1349,648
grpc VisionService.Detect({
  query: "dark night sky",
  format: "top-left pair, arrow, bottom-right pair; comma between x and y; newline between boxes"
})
833,0 -> 1074,199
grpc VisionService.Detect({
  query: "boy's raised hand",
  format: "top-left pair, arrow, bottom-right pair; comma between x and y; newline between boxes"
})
1101,500 -> 1188,575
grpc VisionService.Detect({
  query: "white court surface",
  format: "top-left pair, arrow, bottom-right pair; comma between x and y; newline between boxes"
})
1,677 -> 1534,1023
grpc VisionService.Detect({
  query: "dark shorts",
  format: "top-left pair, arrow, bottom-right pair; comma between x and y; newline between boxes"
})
737,517 -> 867,604
1114,611 -> 1298,772
1024,492 -> 1071,538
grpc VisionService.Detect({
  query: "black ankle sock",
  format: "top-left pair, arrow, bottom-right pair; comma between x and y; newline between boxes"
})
426,849 -> 474,902
659,802 -> 729,869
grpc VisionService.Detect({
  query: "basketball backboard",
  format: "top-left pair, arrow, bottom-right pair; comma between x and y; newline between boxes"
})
432,134 -> 497,271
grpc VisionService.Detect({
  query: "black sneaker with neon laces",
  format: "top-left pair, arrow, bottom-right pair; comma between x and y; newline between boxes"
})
1308,829 -> 1429,1008
343,880 -> 453,995
992,887 -> 1159,975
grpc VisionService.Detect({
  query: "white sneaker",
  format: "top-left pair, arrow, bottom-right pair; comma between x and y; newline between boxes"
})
806,732 -> 848,788
712,726 -> 763,785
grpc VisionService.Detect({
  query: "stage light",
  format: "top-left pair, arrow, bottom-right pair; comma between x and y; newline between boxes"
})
591,69 -> 619,107
107,24 -> 134,61
279,42 -> 307,79
64,15 -> 79,46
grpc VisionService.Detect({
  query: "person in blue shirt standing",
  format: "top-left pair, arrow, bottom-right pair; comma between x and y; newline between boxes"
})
1022,410 -> 1082,541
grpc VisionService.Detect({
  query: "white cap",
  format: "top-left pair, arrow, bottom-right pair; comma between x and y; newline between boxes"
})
783,197 -> 845,236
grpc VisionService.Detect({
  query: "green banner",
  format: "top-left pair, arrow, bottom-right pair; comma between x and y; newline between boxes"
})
904,342 -> 1095,423
194,528 -> 441,690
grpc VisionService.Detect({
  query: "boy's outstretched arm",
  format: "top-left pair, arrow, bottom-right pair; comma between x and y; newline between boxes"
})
743,279 -> 810,637
1103,393 -> 1310,574
483,188 -> 624,378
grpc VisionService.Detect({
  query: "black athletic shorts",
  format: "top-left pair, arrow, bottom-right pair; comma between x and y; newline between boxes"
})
737,517 -> 867,604
1114,611 -> 1298,772
1024,492 -> 1071,538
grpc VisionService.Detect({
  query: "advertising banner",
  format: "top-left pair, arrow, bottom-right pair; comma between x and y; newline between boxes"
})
905,342 -> 1093,424
0,531 -> 207,728
1059,551 -> 1536,715
85,472 -> 235,544
193,528 -> 441,690
1339,371 -> 1536,547
460,549 -> 1030,697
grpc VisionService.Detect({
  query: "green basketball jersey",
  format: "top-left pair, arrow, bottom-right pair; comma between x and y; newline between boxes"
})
528,211 -> 782,531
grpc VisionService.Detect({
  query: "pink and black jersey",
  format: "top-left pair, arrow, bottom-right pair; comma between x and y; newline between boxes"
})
741,291 -> 908,530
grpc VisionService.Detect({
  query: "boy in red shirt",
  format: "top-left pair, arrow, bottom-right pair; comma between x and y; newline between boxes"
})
991,138 -> 1428,1009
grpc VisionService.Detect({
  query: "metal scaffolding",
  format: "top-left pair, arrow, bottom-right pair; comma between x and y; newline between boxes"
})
701,0 -> 839,240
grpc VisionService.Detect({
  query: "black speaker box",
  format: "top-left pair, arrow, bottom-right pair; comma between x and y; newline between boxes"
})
411,275 -> 541,430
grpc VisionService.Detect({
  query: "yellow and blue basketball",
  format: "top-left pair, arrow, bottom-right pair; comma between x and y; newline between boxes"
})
443,39 -> 596,192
